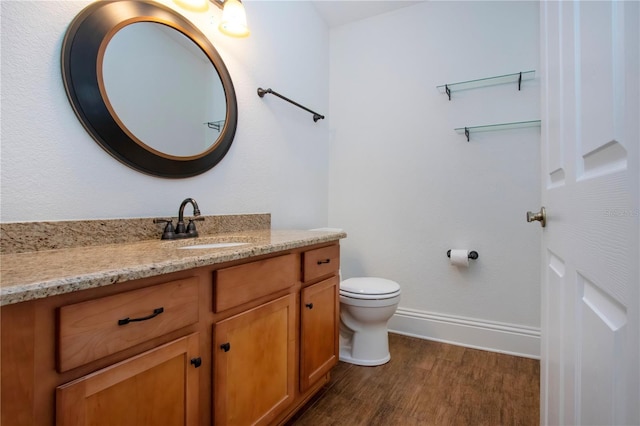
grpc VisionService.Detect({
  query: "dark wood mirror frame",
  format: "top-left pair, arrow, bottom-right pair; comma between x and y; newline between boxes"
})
62,0 -> 238,178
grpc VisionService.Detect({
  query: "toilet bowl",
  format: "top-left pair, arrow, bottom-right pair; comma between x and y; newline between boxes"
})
339,277 -> 401,366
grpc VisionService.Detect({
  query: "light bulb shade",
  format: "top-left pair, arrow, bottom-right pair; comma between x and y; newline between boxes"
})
173,0 -> 209,12
219,0 -> 250,38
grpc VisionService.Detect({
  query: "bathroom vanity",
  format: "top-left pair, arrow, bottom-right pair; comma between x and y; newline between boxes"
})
0,219 -> 345,425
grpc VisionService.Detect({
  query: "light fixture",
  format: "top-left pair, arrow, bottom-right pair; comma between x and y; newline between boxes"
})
173,0 -> 209,12
217,0 -> 250,38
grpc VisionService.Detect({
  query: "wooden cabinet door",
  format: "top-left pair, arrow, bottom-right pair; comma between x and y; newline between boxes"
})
300,276 -> 339,392
213,294 -> 296,426
56,333 -> 200,426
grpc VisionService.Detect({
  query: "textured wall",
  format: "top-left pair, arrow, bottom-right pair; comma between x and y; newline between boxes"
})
328,1 -> 542,334
0,0 -> 330,229
2,0 -> 542,352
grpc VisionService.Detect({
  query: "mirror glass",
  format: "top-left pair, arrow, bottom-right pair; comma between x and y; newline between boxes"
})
102,23 -> 227,157
61,0 -> 238,178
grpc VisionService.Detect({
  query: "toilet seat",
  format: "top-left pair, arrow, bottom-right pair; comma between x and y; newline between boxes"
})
340,277 -> 401,300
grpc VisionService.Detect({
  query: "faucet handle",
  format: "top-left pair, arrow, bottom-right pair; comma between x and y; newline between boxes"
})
186,221 -> 198,237
153,217 -> 172,222
186,217 -> 204,237
153,218 -> 176,240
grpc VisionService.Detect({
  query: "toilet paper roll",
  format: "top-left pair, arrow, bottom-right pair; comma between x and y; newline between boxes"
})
449,249 -> 469,267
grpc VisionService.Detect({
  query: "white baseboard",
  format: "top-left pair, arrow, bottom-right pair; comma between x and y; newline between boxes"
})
388,307 -> 540,359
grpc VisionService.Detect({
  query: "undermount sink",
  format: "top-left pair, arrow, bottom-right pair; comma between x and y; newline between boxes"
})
178,242 -> 249,250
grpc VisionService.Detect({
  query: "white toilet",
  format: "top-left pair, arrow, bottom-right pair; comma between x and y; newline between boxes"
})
339,277 -> 401,366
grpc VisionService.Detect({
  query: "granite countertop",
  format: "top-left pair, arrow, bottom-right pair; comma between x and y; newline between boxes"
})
0,229 -> 346,306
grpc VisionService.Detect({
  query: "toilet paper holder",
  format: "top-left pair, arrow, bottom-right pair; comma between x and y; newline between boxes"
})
447,250 -> 479,260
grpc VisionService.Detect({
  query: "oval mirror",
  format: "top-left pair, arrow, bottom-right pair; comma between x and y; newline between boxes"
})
61,0 -> 238,178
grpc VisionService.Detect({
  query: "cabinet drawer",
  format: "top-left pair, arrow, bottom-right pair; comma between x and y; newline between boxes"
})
214,254 -> 297,312
303,245 -> 340,282
57,277 -> 199,372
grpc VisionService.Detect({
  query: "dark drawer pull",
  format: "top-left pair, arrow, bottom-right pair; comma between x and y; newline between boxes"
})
118,307 -> 164,326
317,259 -> 331,265
190,357 -> 202,368
220,342 -> 231,352
305,303 -> 314,309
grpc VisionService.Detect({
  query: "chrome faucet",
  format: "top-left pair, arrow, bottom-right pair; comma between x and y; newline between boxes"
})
154,198 -> 204,240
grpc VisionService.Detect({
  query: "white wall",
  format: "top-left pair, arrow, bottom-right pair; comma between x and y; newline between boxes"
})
2,0 -> 542,356
328,1 -> 542,356
0,0 -> 330,229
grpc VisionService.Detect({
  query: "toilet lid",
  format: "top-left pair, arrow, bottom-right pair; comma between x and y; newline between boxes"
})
340,277 -> 400,297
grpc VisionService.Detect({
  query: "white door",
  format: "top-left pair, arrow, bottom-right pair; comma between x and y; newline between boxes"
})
539,1 -> 639,425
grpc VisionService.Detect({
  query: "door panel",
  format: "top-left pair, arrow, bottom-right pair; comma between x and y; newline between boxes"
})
579,274 -> 627,425
542,250 -> 566,425
540,1 -> 638,425
56,333 -> 200,426
300,276 -> 339,392
213,294 -> 296,426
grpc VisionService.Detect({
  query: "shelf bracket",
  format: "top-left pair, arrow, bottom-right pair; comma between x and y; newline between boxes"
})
205,121 -> 224,131
464,127 -> 470,142
445,84 -> 451,101
518,72 -> 522,91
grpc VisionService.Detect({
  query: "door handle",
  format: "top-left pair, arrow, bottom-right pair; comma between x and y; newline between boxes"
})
526,207 -> 546,227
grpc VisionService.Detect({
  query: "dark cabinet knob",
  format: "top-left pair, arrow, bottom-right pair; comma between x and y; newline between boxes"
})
190,357 -> 202,368
220,342 -> 231,352
305,303 -> 314,309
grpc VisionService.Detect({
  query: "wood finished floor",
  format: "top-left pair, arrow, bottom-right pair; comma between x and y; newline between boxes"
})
289,333 -> 539,426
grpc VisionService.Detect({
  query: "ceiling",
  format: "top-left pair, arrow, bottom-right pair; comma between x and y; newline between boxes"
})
310,1 -> 424,28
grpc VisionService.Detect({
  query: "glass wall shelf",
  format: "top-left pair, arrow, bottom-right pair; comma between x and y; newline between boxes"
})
455,119 -> 541,141
437,70 -> 535,100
